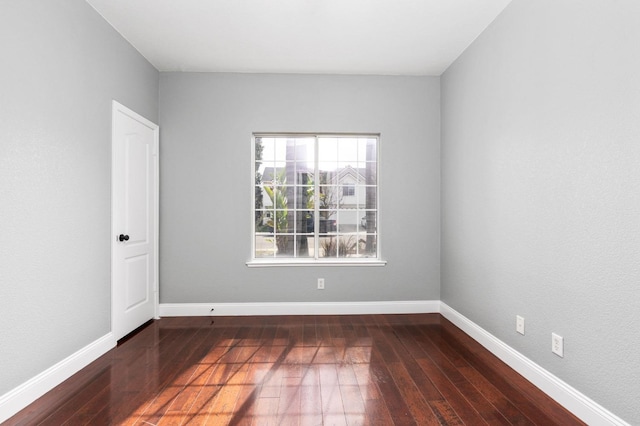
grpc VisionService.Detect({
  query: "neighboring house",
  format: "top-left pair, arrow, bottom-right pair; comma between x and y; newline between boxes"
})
258,165 -> 371,231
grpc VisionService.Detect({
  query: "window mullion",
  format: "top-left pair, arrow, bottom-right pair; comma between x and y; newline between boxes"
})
293,142 -> 297,258
314,136 -> 320,260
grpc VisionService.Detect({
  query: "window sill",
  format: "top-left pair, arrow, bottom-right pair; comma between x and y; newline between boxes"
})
246,259 -> 387,268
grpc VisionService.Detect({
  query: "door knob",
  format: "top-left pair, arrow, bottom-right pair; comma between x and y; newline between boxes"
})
118,234 -> 130,242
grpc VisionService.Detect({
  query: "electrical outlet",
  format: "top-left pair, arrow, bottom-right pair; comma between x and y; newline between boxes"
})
317,278 -> 325,290
516,315 -> 525,335
552,333 -> 564,357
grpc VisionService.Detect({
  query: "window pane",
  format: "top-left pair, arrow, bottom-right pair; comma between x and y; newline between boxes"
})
255,210 -> 274,232
306,236 -> 317,257
318,235 -> 338,258
298,210 -> 314,233
258,137 -> 274,162
271,210 -> 294,233
362,186 -> 377,210
337,210 -> 359,232
255,187 -> 267,225
273,235 -> 294,257
339,187 -> 358,209
318,137 -> 338,162
294,138 -> 315,165
349,234 -> 377,257
364,162 -> 377,184
318,163 -> 338,182
293,165 -> 313,185
261,184 -> 287,213
319,215 -> 337,233
274,138 -> 287,163
335,164 -> 364,185
318,186 -> 339,209
264,168 -> 286,187
360,234 -> 377,257
360,138 -> 377,163
294,235 -> 312,258
259,163 -> 283,184
359,212 -> 377,233
255,234 -> 276,258
336,138 -> 358,162
337,235 -> 359,257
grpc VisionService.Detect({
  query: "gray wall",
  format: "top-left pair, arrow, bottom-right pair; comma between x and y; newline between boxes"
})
159,73 -> 440,303
5,0 -> 633,422
441,0 -> 640,423
0,0 -> 158,395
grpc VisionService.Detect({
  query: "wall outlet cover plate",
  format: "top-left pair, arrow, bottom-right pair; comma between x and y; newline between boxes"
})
552,332 -> 564,357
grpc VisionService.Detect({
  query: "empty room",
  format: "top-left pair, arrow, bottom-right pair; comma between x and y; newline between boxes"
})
1,0 -> 638,424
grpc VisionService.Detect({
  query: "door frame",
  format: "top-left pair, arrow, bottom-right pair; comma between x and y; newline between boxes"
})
111,100 -> 160,339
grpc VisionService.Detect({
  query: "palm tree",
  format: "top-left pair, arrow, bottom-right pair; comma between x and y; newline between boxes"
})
263,172 -> 290,254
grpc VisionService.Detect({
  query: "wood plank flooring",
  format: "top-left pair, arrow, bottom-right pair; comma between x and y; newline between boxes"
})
5,314 -> 585,425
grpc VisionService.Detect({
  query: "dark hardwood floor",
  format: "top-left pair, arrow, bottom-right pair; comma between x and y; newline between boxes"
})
6,314 -> 584,425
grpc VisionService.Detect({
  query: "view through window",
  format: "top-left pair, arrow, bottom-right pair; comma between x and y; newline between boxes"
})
253,134 -> 379,261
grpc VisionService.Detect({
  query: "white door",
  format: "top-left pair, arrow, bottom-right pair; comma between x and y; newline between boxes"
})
112,101 -> 159,341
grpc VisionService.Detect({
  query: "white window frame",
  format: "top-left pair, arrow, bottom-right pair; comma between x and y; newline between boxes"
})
247,133 -> 386,267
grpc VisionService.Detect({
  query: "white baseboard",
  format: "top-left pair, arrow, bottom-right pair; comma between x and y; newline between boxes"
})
440,302 -> 629,426
2,304 -> 627,426
0,333 -> 116,424
159,300 -> 440,317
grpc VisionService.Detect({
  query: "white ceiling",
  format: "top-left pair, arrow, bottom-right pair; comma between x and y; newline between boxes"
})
86,0 -> 511,76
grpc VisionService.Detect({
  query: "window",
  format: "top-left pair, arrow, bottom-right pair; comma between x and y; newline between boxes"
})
342,184 -> 355,197
251,134 -> 381,265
